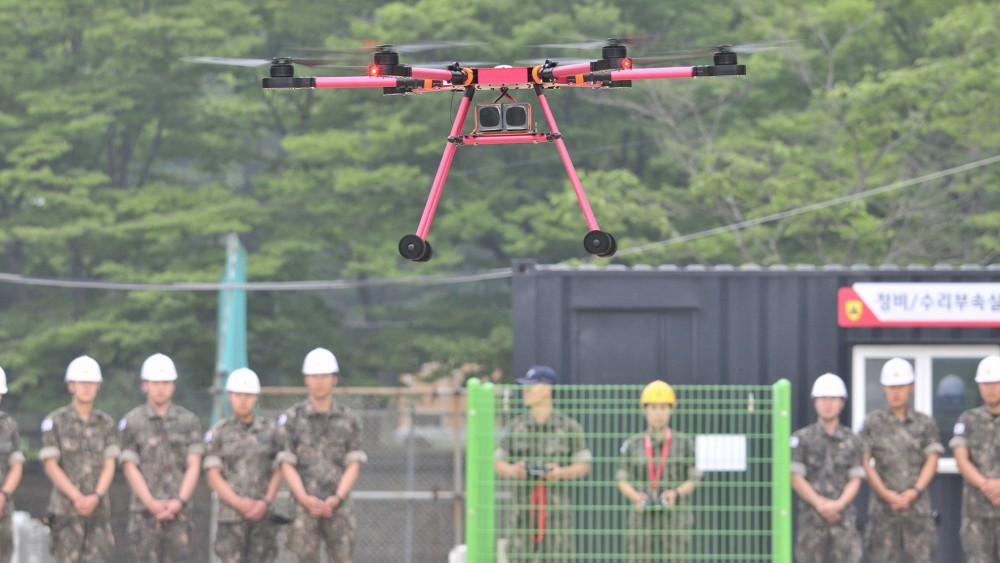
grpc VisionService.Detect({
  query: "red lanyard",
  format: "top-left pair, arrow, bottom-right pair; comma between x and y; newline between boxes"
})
530,483 -> 547,543
644,429 -> 672,493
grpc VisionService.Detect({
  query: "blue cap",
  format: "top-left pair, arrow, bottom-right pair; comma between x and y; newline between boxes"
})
517,365 -> 557,385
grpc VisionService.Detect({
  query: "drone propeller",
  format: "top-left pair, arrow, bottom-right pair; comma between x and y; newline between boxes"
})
410,60 -> 500,69
514,57 -> 594,67
291,40 -> 484,56
532,35 -> 649,51
631,40 -> 796,65
181,55 -> 351,68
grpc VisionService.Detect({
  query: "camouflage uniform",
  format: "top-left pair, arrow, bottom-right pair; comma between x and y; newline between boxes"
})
789,422 -> 865,563
860,407 -> 943,563
276,399 -> 367,563
203,415 -> 282,563
616,429 -> 698,562
39,405 -> 120,562
0,412 -> 24,563
119,402 -> 203,563
495,411 -> 591,563
949,407 -> 1000,563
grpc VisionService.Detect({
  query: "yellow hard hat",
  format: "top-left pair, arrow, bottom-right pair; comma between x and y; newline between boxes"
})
640,380 -> 676,406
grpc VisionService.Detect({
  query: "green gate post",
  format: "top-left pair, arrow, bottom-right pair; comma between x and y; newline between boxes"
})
771,378 -> 793,562
466,379 -> 496,562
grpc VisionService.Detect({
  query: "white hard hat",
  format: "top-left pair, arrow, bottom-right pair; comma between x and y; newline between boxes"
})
0,366 -> 6,394
880,357 -> 915,386
225,367 -> 261,394
975,355 -> 1000,383
65,356 -> 103,383
141,353 -> 178,382
811,372 -> 848,398
302,348 -> 339,375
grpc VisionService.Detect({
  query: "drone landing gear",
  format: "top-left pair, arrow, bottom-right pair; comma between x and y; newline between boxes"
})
584,230 -> 617,257
403,84 -> 618,261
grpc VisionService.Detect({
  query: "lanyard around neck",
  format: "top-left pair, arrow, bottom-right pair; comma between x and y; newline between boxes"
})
644,428 -> 672,493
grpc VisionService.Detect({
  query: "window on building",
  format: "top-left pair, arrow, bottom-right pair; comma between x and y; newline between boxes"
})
850,345 -> 1000,473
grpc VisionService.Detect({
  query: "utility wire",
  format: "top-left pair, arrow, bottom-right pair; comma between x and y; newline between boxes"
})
0,269 -> 512,292
0,153 -> 996,292
615,153 -> 1000,258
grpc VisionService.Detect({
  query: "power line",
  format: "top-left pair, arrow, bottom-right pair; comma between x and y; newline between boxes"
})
0,154 -> 996,291
0,269 -> 512,292
615,153 -> 1000,258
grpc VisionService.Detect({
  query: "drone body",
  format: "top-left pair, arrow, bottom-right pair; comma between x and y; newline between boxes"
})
255,40 -> 747,261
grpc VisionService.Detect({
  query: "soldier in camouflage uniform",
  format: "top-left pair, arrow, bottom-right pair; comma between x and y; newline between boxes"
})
860,358 -> 943,563
204,368 -> 283,563
39,356 -> 119,562
617,380 -> 699,561
494,366 -> 591,563
277,348 -> 366,563
119,353 -> 204,563
0,366 -> 24,563
789,373 -> 864,563
951,355 -> 1000,563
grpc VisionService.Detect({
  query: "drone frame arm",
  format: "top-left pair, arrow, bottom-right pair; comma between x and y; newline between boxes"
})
580,63 -> 745,83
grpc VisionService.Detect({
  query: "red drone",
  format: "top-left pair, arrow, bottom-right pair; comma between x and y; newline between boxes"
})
188,39 -> 747,261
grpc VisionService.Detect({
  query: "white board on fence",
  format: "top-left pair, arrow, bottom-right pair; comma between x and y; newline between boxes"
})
695,434 -> 747,472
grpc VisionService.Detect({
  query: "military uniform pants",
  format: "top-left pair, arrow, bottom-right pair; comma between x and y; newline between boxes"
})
286,509 -> 355,563
0,511 -> 11,563
960,515 -> 1000,563
127,509 -> 192,563
505,506 -> 575,563
864,511 -> 936,563
215,519 -> 279,563
794,513 -> 861,563
626,509 -> 691,562
49,514 -> 115,563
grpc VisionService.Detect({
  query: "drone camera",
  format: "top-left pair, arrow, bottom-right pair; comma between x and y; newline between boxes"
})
475,103 -> 532,134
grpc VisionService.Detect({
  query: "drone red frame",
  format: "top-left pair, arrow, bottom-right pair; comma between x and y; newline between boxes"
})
262,44 -> 746,261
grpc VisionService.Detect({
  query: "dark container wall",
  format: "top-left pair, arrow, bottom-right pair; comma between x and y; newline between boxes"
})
512,260 -> 1000,563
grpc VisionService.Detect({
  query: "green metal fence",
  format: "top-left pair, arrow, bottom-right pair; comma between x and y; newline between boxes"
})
466,379 -> 792,562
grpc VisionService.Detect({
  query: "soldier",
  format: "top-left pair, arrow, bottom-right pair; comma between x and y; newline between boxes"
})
277,348 -> 366,563
789,373 -> 864,563
616,380 -> 699,561
39,356 -> 119,562
119,353 -> 204,563
950,355 -> 1000,563
860,357 -> 943,563
0,366 -> 24,563
494,365 -> 591,563
204,367 -> 283,563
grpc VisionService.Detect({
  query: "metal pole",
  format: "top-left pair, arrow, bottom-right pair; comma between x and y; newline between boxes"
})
452,387 -> 465,548
465,379 -> 483,560
481,382 -> 495,560
771,379 -> 793,561
404,401 -> 415,563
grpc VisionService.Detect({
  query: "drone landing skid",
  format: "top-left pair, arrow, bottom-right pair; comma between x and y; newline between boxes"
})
399,84 -> 616,262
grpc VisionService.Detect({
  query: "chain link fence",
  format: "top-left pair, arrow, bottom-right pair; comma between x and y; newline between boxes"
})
466,380 -> 793,562
242,385 -> 467,562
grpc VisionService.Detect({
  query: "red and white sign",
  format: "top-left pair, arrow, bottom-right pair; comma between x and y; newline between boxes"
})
838,283 -> 1000,327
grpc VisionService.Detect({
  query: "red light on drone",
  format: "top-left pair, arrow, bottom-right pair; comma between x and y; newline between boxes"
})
620,58 -> 633,70
368,64 -> 381,77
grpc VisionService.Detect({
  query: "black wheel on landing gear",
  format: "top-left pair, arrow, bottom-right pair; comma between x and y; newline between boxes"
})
416,240 -> 433,262
583,230 -> 615,257
398,235 -> 432,262
599,232 -> 617,257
